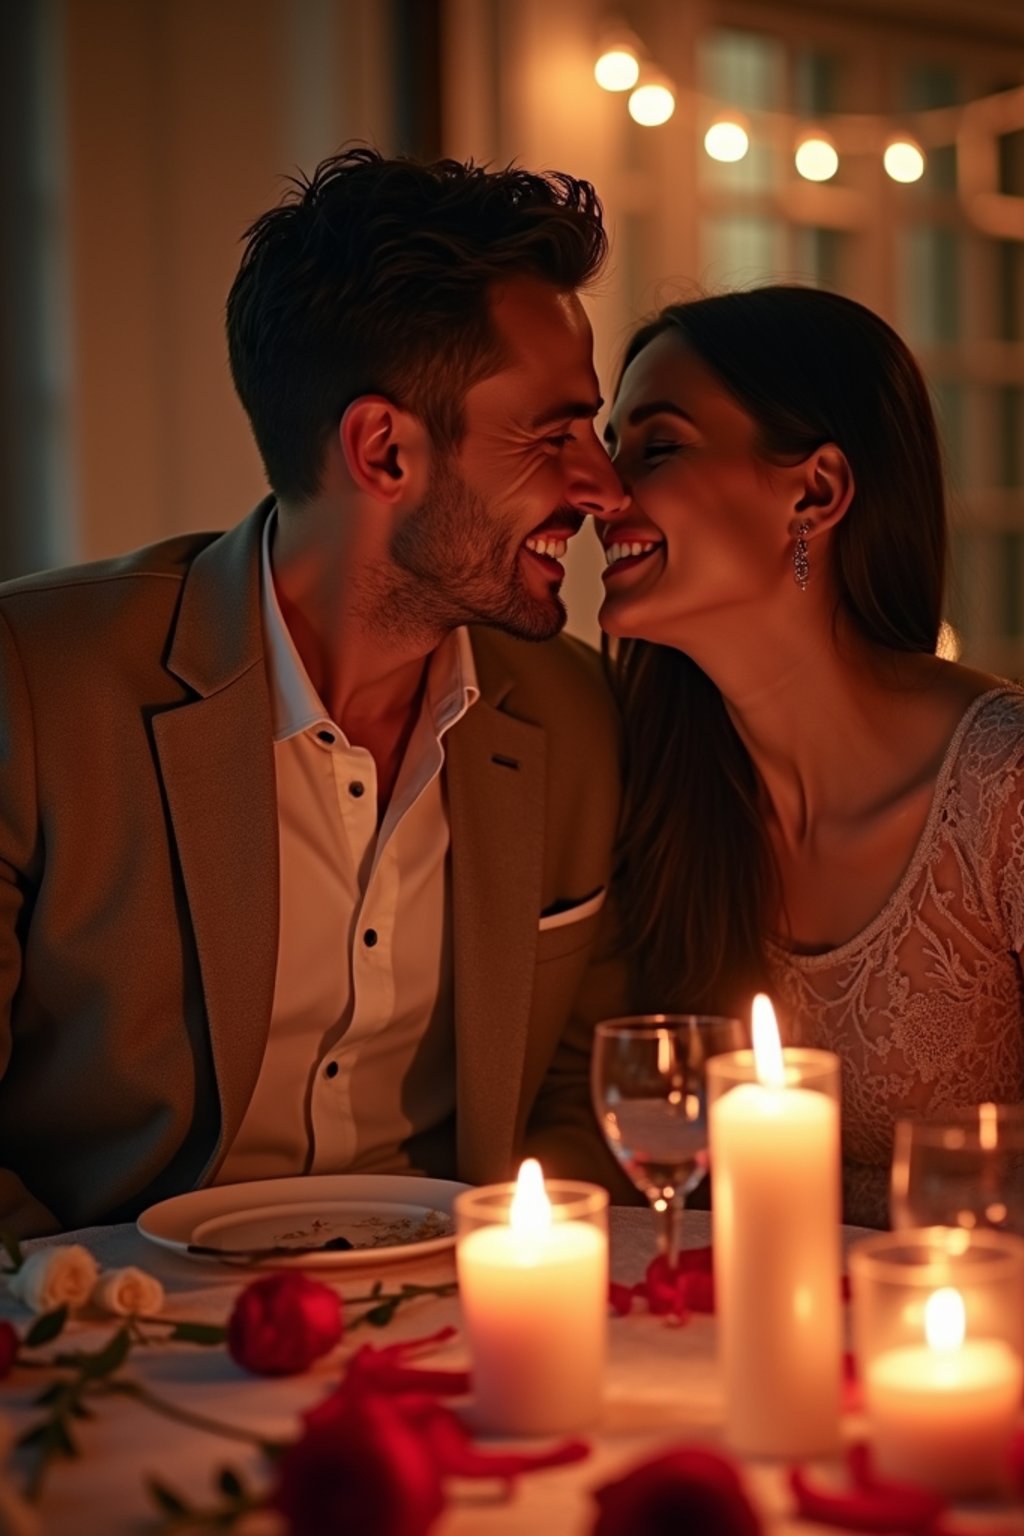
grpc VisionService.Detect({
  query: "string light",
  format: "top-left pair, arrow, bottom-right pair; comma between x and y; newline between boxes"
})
704,118 -> 750,163
629,78 -> 676,128
884,138 -> 926,183
595,46 -> 640,92
590,36 -> 1024,207
795,134 -> 839,182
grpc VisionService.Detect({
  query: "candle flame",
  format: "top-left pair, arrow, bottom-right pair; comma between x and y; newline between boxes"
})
752,994 -> 785,1088
510,1158 -> 551,1238
924,1286 -> 965,1353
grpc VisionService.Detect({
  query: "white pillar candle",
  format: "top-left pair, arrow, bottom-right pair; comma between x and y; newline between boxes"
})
456,1161 -> 608,1435
709,995 -> 842,1458
865,1286 -> 1022,1495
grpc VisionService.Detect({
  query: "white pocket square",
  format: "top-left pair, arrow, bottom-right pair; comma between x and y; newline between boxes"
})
538,887 -> 606,932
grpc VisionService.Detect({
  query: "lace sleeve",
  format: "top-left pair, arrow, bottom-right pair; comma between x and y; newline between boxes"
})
976,704 -> 1024,953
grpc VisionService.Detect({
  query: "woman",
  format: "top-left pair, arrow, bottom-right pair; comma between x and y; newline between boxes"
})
600,286 -> 1024,1228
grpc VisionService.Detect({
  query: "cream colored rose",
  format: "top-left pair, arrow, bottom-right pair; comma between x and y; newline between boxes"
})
6,1245 -> 99,1314
91,1266 -> 165,1318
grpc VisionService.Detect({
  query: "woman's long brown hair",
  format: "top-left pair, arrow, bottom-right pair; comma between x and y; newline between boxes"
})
611,286 -> 947,1017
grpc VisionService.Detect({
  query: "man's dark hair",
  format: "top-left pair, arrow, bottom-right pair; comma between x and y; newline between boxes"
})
226,147 -> 607,501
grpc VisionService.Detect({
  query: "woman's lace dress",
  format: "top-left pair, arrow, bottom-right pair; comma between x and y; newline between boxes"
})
766,687 -> 1024,1229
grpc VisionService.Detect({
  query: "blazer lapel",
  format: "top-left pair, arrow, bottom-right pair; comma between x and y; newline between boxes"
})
447,684 -> 546,1185
153,501 -> 279,1171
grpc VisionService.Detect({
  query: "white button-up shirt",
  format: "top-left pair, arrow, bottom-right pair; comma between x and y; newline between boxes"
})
215,514 -> 480,1185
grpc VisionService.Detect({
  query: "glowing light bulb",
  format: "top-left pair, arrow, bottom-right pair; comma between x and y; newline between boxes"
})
795,135 -> 839,182
704,119 -> 749,163
628,81 -> 675,128
595,47 -> 640,92
884,139 -> 925,183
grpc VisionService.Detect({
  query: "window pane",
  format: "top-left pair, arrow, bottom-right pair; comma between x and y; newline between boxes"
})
997,386 -> 1024,489
703,216 -> 786,284
931,380 -> 966,488
904,66 -> 958,194
995,242 -> 1023,342
793,227 -> 844,288
698,29 -> 783,192
901,228 -> 961,344
794,50 -> 838,115
1000,530 -> 1024,639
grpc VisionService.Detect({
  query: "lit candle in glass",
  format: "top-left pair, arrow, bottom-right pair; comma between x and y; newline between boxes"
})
708,995 -> 842,1457
852,1227 -> 1024,1496
455,1160 -> 608,1435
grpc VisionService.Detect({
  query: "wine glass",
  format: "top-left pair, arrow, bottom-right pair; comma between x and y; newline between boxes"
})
890,1104 -> 1024,1235
591,1013 -> 746,1267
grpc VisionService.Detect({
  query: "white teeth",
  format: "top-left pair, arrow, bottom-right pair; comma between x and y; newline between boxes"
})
524,537 -> 568,560
605,540 -> 661,567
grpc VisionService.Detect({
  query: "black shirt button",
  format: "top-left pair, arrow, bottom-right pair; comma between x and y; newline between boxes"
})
363,928 -> 378,948
349,781 -> 365,798
324,1060 -> 339,1079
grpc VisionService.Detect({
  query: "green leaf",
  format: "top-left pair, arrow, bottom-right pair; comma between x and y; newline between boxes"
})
80,1326 -> 132,1379
24,1306 -> 68,1347
0,1229 -> 24,1271
364,1300 -> 398,1327
217,1466 -> 244,1499
16,1422 -> 52,1450
146,1478 -> 191,1518
168,1321 -> 227,1346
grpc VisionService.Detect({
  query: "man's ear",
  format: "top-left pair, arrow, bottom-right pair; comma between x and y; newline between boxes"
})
788,444 -> 854,541
339,396 -> 431,507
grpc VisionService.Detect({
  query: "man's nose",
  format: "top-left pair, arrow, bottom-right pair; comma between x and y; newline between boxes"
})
569,433 -> 631,521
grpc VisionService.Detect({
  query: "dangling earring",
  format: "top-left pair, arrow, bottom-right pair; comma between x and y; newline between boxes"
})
793,521 -> 811,591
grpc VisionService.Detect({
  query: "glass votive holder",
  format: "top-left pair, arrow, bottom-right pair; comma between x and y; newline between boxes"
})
850,1227 -> 1024,1497
455,1175 -> 608,1436
891,1104 -> 1024,1235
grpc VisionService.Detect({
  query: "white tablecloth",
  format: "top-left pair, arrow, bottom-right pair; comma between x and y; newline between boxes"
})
1,1211 -> 1019,1534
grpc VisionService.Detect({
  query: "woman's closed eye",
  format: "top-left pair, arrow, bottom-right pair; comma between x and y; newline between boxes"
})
642,438 -> 686,461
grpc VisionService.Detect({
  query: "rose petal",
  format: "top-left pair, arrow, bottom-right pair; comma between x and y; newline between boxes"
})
227,1272 -> 343,1377
595,1446 -> 763,1536
395,1395 -> 588,1480
608,1282 -> 635,1317
91,1266 -> 165,1318
0,1324 -> 17,1382
788,1458 -> 945,1532
272,1390 -> 443,1536
6,1246 -> 99,1314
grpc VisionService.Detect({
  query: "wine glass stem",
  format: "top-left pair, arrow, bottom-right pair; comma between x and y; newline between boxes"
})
659,1195 -> 685,1270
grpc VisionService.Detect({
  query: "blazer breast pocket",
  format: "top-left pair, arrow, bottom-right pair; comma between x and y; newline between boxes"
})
536,887 -> 606,963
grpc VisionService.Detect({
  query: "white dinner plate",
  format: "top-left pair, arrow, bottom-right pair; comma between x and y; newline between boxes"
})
137,1174 -> 470,1268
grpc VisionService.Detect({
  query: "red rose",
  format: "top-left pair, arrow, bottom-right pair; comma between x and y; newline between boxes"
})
0,1320 -> 17,1380
272,1389 -> 444,1536
594,1447 -> 763,1536
226,1271 -> 343,1377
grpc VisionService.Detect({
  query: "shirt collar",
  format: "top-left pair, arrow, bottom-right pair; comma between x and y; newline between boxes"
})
260,508 -> 479,743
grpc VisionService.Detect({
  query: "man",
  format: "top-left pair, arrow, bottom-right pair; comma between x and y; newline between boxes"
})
0,149 -> 632,1238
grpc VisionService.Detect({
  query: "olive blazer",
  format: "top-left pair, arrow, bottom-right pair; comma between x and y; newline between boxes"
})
0,500 -> 632,1236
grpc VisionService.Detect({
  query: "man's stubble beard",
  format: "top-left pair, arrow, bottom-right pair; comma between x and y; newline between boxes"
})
360,456 -> 567,646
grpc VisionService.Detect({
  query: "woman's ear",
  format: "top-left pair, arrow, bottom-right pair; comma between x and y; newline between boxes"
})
339,396 -> 431,508
788,444 -> 854,541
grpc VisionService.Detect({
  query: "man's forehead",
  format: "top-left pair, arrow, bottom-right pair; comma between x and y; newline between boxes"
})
477,276 -> 598,406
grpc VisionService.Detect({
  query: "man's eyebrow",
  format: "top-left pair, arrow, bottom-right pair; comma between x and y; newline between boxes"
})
529,399 -> 604,429
604,400 -> 696,444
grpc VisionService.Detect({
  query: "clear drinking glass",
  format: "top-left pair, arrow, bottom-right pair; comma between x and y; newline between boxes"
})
890,1105 -> 1024,1235
591,1013 -> 746,1267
